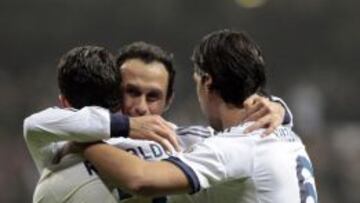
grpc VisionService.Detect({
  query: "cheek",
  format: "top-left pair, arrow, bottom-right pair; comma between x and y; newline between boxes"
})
148,101 -> 166,115
122,95 -> 135,112
196,86 -> 208,114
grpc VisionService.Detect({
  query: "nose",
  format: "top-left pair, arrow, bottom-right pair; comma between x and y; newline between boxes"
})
134,96 -> 150,116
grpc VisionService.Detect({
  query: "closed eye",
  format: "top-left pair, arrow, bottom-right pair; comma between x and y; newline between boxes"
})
125,86 -> 142,97
147,91 -> 162,102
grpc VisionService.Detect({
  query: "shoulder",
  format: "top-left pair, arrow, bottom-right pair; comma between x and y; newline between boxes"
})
176,125 -> 213,138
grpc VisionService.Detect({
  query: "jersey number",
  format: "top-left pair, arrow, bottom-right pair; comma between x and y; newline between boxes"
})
296,156 -> 318,203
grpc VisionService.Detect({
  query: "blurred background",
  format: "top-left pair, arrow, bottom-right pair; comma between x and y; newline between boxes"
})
1,0 -> 359,202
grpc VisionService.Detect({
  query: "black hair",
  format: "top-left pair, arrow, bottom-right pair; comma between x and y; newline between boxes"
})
116,41 -> 175,102
192,29 -> 267,107
58,46 -> 122,112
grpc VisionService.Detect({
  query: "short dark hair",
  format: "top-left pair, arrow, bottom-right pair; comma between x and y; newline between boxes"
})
116,41 -> 175,102
192,29 -> 267,107
58,46 -> 122,112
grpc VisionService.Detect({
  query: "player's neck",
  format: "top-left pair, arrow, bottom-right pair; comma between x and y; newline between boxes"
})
211,102 -> 246,131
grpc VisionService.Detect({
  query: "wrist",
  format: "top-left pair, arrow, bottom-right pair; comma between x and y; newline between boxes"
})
110,113 -> 129,138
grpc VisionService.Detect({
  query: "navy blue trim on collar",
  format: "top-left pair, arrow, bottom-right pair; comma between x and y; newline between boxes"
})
163,156 -> 201,194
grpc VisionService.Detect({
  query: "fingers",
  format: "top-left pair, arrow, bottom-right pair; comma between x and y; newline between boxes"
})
262,124 -> 277,137
243,94 -> 258,111
51,141 -> 81,164
244,114 -> 281,136
129,115 -> 181,152
52,142 -> 72,164
244,115 -> 269,133
165,121 -> 176,130
145,132 -> 175,153
155,136 -> 176,154
244,106 -> 268,122
244,96 -> 269,120
151,116 -> 180,152
152,124 -> 180,152
52,150 -> 62,164
243,95 -> 285,136
243,94 -> 260,106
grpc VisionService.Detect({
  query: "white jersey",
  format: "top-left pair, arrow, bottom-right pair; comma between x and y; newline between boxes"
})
24,106 -> 112,173
24,107 -> 211,203
165,123 -> 318,203
24,96 -> 294,203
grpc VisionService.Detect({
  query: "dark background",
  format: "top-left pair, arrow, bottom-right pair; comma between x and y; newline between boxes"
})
1,0 -> 359,202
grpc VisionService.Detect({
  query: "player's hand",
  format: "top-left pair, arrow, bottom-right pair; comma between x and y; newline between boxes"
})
243,94 -> 285,136
52,141 -> 90,164
129,115 -> 180,153
52,141 -> 79,164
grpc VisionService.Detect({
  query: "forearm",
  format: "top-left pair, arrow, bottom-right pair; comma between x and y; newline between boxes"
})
24,107 -> 129,172
83,143 -> 190,196
24,107 -> 129,143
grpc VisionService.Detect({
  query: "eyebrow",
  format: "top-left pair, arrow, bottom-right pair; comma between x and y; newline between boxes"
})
125,83 -> 163,95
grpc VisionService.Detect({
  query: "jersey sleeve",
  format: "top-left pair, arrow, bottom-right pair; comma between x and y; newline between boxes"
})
270,95 -> 294,128
24,106 -> 128,172
24,106 -> 113,142
164,135 -> 254,193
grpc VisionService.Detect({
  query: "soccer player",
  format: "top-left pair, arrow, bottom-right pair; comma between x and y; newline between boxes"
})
24,45 -> 180,203
80,30 -> 318,203
25,43 -> 291,203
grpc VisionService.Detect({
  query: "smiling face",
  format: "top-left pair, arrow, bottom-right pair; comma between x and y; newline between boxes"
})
120,58 -> 170,116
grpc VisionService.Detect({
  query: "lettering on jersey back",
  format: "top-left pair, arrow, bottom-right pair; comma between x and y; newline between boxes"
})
274,127 -> 297,142
125,143 -> 166,160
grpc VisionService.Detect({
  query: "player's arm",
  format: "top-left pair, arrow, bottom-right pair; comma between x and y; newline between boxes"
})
24,106 -> 179,150
176,95 -> 293,138
243,94 -> 293,135
83,136 -> 242,197
83,143 -> 191,197
24,106 -> 180,171
24,106 -> 124,171
24,107 -> 116,143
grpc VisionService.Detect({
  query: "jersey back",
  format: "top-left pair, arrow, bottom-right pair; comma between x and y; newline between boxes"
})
166,125 -> 318,203
33,126 -> 211,203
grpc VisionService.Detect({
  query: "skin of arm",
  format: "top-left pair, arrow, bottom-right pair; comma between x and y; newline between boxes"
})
83,143 -> 190,197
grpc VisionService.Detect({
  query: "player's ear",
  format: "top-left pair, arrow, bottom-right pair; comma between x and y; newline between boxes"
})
58,94 -> 71,108
201,74 -> 213,91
